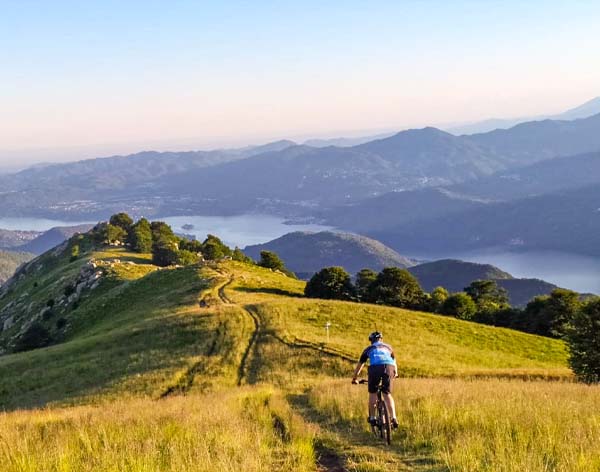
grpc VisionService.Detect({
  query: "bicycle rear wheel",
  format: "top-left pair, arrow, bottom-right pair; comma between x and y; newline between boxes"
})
378,400 -> 392,445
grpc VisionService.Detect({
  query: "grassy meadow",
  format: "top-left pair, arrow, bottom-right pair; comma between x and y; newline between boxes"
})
0,250 -> 593,471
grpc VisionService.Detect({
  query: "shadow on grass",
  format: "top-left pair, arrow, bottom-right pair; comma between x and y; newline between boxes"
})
234,286 -> 304,298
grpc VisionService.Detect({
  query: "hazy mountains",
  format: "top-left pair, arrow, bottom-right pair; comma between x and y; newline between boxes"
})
0,225 -> 93,255
3,111 -> 600,219
0,251 -> 34,286
448,96 -> 600,135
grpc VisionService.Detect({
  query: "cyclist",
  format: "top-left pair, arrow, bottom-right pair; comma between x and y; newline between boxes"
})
352,331 -> 399,429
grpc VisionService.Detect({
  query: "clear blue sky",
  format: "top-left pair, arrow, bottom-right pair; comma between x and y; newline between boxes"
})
1,0 -> 599,163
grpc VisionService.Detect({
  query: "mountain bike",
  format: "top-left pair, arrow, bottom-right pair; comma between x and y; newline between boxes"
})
356,379 -> 392,445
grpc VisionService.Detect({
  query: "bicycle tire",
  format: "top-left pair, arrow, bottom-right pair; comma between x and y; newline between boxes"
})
379,400 -> 392,445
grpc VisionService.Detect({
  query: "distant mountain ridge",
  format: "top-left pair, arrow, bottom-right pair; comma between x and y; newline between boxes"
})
408,259 -> 559,307
0,251 -> 34,285
448,97 -> 600,135
243,231 -> 416,276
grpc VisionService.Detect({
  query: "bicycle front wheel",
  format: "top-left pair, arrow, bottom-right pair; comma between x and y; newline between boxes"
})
378,400 -> 391,445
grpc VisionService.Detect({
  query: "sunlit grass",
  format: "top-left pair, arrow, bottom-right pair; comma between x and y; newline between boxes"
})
0,388 -> 316,472
309,378 -> 600,472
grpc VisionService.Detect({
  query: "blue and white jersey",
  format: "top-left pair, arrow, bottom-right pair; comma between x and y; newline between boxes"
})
359,341 -> 396,366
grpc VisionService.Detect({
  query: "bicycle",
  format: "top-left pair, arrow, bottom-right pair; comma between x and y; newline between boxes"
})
355,379 -> 392,445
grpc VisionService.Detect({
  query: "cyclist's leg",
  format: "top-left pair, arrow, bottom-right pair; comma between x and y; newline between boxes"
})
367,365 -> 383,420
381,365 -> 398,421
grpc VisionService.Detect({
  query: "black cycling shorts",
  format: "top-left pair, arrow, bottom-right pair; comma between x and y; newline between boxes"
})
367,364 -> 395,394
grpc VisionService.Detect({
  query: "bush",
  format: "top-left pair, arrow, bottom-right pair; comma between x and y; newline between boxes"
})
566,298 -> 600,383
14,323 -> 52,352
441,292 -> 478,320
258,250 -> 296,278
305,267 -> 355,300
177,249 -> 199,266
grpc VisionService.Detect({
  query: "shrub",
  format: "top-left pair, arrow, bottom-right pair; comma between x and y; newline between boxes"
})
441,292 -> 478,320
14,323 -> 52,352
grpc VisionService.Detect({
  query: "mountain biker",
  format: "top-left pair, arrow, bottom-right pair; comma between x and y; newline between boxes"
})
352,331 -> 399,429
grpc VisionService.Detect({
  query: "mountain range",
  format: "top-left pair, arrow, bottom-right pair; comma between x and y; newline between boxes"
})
447,96 -> 600,135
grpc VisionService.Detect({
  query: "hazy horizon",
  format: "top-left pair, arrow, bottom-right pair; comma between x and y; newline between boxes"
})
3,1 -> 600,167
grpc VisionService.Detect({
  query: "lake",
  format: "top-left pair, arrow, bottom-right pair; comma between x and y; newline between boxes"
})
0,214 -> 334,249
1,216 -> 598,294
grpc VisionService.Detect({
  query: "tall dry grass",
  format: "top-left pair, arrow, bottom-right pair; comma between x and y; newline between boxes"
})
309,378 -> 600,472
0,388 -> 315,472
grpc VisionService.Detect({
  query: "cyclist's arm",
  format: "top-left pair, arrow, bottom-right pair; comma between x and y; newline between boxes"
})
352,361 -> 365,382
352,348 -> 370,382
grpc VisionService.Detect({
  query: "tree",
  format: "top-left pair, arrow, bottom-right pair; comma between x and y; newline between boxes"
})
429,286 -> 449,313
130,218 -> 153,253
355,269 -> 377,302
258,250 -> 296,277
369,267 -> 425,309
441,292 -> 478,320
464,280 -> 509,311
201,235 -> 231,261
523,289 -> 581,337
566,298 -> 600,383
106,224 -> 126,244
109,213 -> 134,232
152,238 -> 179,267
232,247 -> 253,263
305,267 -> 355,300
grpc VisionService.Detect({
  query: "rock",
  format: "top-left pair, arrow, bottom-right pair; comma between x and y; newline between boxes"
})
3,316 -> 14,331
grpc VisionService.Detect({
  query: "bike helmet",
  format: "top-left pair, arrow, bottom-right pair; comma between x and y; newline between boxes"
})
368,331 -> 382,343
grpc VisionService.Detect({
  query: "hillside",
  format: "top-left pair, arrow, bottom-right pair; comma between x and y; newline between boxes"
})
0,250 -> 34,285
244,231 -> 416,276
1,232 -> 591,471
0,234 -> 569,409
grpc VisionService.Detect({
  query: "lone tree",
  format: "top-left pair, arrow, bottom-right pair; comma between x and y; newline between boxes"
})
305,266 -> 355,300
369,267 -> 424,309
566,298 -> 600,383
258,250 -> 296,278
355,268 -> 377,302
441,292 -> 478,320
